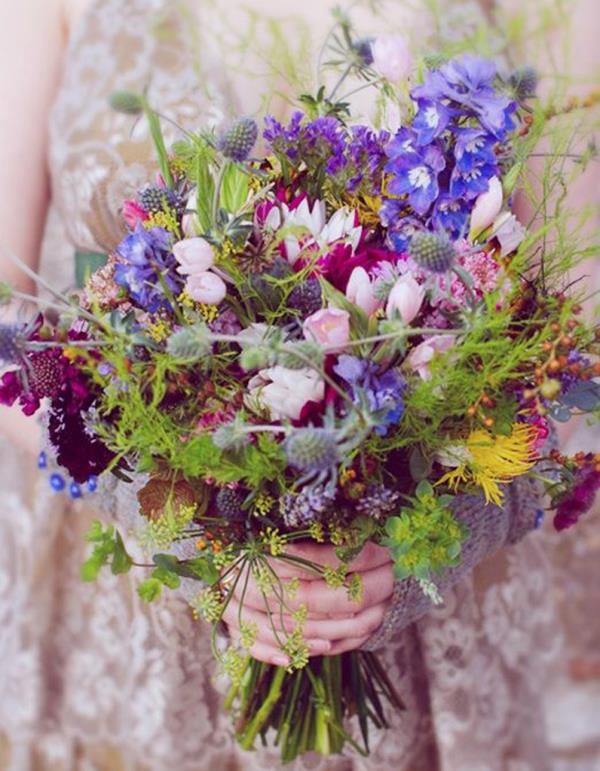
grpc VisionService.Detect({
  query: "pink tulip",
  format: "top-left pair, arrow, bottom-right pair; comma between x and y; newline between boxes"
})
371,35 -> 412,82
185,271 -> 227,305
469,176 -> 503,239
406,335 -> 455,380
248,366 -> 324,421
173,238 -> 215,276
346,267 -> 383,317
122,200 -> 149,229
386,273 -> 424,324
303,308 -> 351,352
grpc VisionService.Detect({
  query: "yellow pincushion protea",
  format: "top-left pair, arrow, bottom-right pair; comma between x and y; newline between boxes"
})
436,424 -> 538,506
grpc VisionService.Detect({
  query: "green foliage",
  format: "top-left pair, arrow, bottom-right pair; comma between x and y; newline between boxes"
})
383,482 -> 467,581
81,521 -> 133,581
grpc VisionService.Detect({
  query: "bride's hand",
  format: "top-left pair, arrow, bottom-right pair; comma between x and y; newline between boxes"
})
222,542 -> 394,665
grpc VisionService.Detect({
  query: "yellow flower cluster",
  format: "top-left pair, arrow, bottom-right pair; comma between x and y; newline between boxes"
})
437,423 -> 537,506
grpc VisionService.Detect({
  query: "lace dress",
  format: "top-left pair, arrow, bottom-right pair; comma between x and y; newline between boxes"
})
0,1 -> 597,769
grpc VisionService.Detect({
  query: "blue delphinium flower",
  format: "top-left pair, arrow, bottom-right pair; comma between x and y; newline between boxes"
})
385,129 -> 446,215
334,355 -> 406,436
114,225 -> 182,312
412,99 -> 452,145
431,195 -> 470,239
412,55 -> 516,140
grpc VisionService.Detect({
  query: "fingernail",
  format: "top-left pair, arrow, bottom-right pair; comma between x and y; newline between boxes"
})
272,655 -> 290,667
309,639 -> 332,654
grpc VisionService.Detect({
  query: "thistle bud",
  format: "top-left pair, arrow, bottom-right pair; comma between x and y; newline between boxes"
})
284,428 -> 340,473
409,231 -> 456,274
166,325 -> 211,360
217,117 -> 258,162
0,323 -> 27,364
509,66 -> 539,101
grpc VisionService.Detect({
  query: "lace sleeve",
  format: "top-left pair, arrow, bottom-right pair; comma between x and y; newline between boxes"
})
362,474 -> 544,651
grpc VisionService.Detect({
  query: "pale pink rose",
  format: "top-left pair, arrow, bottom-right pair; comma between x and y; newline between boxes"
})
303,308 -> 351,352
173,238 -> 215,276
122,200 -> 149,229
248,366 -> 324,421
346,267 -> 383,317
185,271 -> 227,305
492,211 -> 526,257
469,176 -> 503,239
406,335 -> 455,380
371,35 -> 412,82
386,273 -> 424,324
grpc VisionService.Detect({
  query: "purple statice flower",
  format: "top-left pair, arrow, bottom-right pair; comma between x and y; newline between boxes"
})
385,128 -> 446,215
344,125 -> 390,194
114,225 -> 182,312
263,111 -> 304,159
334,354 -> 406,435
264,112 -> 346,174
559,351 -> 592,393
412,99 -> 452,145
554,461 -> 600,531
303,117 -> 347,174
412,55 -> 517,139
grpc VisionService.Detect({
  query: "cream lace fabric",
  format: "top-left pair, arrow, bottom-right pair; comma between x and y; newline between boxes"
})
0,1 -> 598,769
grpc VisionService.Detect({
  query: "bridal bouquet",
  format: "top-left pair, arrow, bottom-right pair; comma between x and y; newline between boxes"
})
1,12 -> 599,761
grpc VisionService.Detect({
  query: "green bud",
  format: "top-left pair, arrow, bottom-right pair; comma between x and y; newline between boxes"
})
0,282 -> 13,305
109,90 -> 145,115
239,345 -> 271,371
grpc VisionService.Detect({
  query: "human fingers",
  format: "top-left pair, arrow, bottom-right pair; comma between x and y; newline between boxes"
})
325,635 -> 372,655
232,561 -> 394,617
222,599 -> 333,654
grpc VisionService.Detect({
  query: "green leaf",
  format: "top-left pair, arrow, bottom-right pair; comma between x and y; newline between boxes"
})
220,164 -> 250,212
409,447 -> 433,482
185,556 -> 220,584
111,532 -> 133,575
85,520 -> 106,542
415,480 -> 434,498
152,566 -> 181,590
138,578 -> 163,603
81,554 -> 106,582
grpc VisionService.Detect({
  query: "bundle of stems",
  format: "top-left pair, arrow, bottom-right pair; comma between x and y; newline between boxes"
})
225,651 -> 405,761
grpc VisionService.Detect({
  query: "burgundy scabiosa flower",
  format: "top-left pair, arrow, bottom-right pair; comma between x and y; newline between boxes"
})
553,460 -> 600,532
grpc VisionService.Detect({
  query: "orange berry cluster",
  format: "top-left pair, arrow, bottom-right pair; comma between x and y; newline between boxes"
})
550,449 -> 600,474
467,393 -> 497,428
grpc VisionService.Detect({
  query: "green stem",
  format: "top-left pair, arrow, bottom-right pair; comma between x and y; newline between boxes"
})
238,665 -> 287,750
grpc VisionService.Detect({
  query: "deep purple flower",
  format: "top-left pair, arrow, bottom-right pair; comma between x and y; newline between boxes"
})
48,393 -> 116,484
412,55 -> 517,139
114,225 -> 182,312
385,130 -> 446,215
553,462 -> 600,531
334,354 -> 406,435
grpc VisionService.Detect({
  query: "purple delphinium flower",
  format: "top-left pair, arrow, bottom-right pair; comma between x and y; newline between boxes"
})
412,55 -> 517,139
334,354 -> 406,435
385,129 -> 446,215
115,225 -> 182,313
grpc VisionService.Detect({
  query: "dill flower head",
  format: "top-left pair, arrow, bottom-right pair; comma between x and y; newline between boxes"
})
436,423 -> 538,506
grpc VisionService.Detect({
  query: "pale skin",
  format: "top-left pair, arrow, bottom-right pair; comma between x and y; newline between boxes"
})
0,0 -> 597,666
